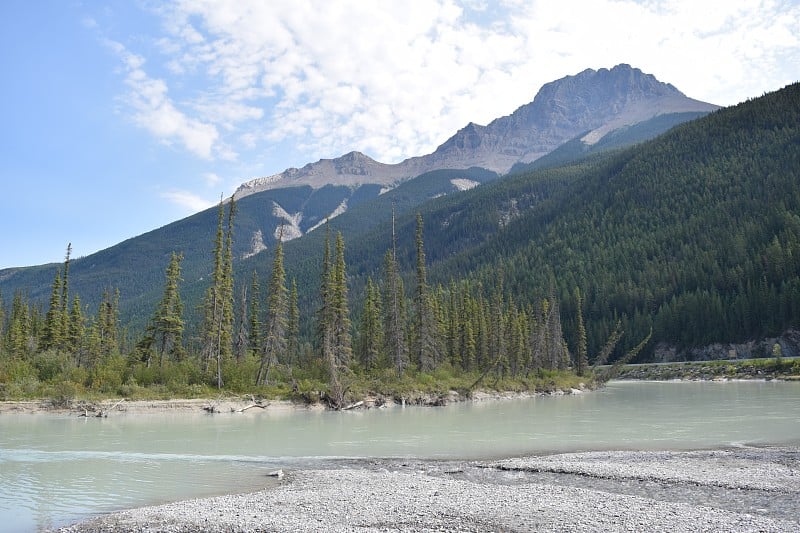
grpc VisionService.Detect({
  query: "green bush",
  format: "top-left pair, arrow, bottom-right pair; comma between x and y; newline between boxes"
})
33,350 -> 74,382
89,355 -> 128,393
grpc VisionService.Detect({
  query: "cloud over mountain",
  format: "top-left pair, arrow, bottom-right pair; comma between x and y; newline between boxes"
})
108,0 -> 799,169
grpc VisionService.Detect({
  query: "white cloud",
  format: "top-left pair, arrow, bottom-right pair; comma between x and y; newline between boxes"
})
105,0 -> 800,170
106,39 -> 220,159
204,172 -> 222,187
160,190 -> 215,213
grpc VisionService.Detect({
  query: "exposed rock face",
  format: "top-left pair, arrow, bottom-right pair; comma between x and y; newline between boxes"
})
652,328 -> 800,362
432,64 -> 719,169
236,64 -> 718,199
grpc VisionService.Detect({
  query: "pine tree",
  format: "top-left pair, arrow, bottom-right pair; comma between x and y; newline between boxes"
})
148,252 -> 185,368
573,288 -> 589,376
445,284 -> 460,367
257,229 -> 287,385
0,290 -> 5,358
60,244 -> 71,349
221,196 -> 236,359
98,288 -> 120,357
248,270 -> 262,356
287,278 -> 300,366
488,291 -> 507,375
383,208 -> 408,377
331,232 -> 352,370
234,284 -> 249,361
357,277 -> 383,371
7,291 -> 31,356
202,196 -> 236,388
41,245 -> 71,352
318,223 -> 335,368
201,198 -> 226,373
412,213 -> 437,371
67,295 -> 85,365
317,224 -> 344,407
42,270 -> 63,351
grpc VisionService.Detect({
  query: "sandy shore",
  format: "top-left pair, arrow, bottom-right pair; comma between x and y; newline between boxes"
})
55,446 -> 799,532
0,389 -> 571,416
0,397 -> 316,416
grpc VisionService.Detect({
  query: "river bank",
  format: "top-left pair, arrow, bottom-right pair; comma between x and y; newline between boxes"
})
55,446 -> 800,532
615,357 -> 800,381
0,387 -> 588,416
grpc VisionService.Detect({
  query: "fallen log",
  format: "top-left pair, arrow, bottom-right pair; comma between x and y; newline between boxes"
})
342,400 -> 364,411
235,403 -> 268,413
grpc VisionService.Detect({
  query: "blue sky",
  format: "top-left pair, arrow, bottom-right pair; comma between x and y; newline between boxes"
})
1,0 -> 798,269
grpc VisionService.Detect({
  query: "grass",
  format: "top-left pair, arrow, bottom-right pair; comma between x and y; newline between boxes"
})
1,353 -> 590,408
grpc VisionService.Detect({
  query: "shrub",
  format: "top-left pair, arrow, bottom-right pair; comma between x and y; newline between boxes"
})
33,350 -> 74,382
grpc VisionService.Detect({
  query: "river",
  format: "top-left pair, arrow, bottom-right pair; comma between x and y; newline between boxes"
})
2,380 -> 799,532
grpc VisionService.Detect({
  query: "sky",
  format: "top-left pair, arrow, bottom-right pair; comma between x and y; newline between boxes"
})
1,0 -> 798,269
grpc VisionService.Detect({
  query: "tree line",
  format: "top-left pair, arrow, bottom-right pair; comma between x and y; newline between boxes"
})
0,200 -> 605,405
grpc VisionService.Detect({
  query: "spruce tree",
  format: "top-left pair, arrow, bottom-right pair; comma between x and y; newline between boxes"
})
148,252 -> 185,368
357,277 -> 383,371
0,290 -> 5,358
42,271 -> 63,351
201,197 -> 226,373
67,295 -> 85,365
234,284 -> 249,361
221,196 -> 236,359
574,288 -> 589,376
317,224 -> 343,406
287,278 -> 300,366
7,291 -> 31,356
445,285 -> 460,367
383,249 -> 408,377
60,244 -> 71,349
412,213 -> 437,371
98,288 -> 120,357
248,270 -> 263,357
383,209 -> 408,377
331,232 -> 352,370
257,229 -> 287,385
202,196 -> 236,388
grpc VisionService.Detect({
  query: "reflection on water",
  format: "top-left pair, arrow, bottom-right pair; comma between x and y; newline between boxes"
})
1,380 -> 799,531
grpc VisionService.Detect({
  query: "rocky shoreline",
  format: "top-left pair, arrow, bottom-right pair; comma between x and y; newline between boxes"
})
56,447 -> 799,532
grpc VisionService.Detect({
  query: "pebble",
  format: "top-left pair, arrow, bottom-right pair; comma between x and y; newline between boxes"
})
55,447 -> 800,532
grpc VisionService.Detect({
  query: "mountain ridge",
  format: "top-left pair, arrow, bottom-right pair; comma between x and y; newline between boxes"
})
0,64 -> 722,337
235,64 -> 718,199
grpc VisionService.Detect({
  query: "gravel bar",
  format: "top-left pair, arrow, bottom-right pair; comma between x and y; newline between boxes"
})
57,447 -> 800,532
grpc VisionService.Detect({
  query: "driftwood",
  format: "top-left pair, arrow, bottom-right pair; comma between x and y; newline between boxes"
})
203,395 -> 228,413
234,403 -> 267,413
342,400 -> 364,411
78,398 -> 126,418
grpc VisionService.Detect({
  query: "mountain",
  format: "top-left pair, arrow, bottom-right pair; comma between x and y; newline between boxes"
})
236,64 -> 717,199
310,82 -> 800,361
0,64 -> 719,339
231,64 -> 716,247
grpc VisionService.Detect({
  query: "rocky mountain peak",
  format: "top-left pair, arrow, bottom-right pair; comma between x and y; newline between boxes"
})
235,64 -> 718,197
429,63 -> 717,169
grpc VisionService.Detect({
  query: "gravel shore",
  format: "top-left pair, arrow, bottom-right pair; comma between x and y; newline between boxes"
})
57,446 -> 799,532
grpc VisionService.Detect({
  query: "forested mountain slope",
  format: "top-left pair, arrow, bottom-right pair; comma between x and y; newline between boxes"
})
0,65 -> 714,331
312,83 -> 800,361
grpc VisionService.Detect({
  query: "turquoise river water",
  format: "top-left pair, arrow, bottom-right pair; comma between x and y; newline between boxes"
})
1,380 -> 799,531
